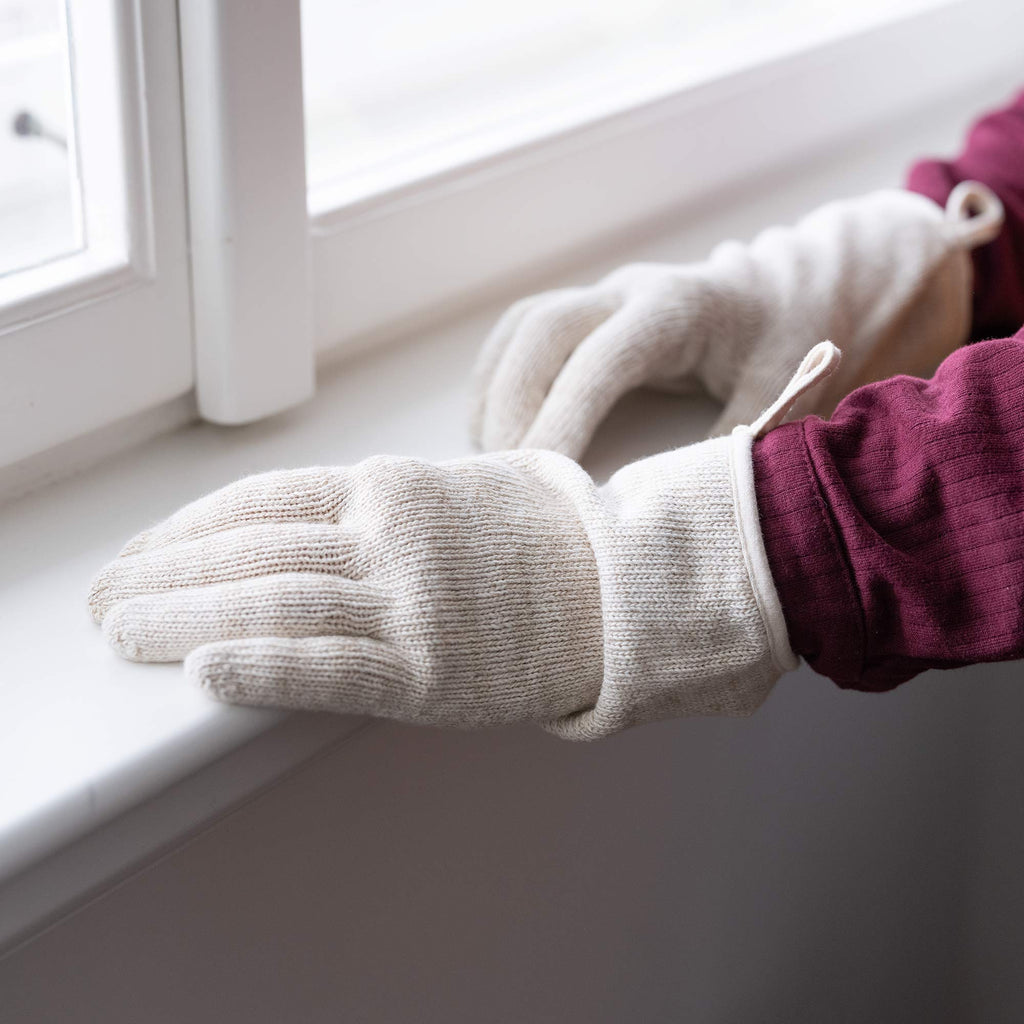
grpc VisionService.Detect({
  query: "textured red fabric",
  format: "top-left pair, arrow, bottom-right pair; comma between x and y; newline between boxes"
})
907,90 -> 1024,340
755,330 -> 1024,690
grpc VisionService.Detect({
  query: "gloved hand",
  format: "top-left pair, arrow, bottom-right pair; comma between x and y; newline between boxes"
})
89,344 -> 838,740
471,182 -> 1003,460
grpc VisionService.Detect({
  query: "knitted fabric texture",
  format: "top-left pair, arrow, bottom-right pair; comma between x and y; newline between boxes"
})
90,433 -> 796,740
470,186 -> 1000,461
753,329 -> 1024,691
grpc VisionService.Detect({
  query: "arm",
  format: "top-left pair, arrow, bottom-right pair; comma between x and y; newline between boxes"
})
755,328 -> 1024,691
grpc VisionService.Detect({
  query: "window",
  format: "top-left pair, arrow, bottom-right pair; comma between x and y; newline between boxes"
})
0,0 -> 191,468
1,0 -> 1021,472
0,0 -> 78,278
302,0 -> 1024,369
302,0 -> 941,213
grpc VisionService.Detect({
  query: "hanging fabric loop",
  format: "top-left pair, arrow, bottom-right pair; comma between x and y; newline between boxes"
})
748,340 -> 842,438
944,180 -> 1004,250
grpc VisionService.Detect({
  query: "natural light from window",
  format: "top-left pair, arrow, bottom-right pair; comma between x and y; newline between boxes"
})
0,0 -> 79,279
301,0 -> 942,212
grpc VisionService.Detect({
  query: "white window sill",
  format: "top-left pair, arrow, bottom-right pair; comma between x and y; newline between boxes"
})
2,284 -> 721,951
0,83 -> 1012,949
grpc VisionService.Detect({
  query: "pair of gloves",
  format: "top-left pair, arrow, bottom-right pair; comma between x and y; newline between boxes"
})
90,182 -> 1003,739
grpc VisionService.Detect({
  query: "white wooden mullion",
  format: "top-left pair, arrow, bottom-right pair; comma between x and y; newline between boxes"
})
178,0 -> 314,425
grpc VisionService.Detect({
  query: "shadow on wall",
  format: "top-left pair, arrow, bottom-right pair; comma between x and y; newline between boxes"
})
0,654 -> 1008,1022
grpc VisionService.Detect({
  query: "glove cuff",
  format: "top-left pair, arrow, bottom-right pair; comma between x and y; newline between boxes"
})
546,430 -> 795,741
546,342 -> 841,740
729,424 -> 798,678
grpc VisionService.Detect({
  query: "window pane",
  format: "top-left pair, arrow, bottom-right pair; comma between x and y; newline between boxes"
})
302,0 -> 936,210
0,0 -> 80,278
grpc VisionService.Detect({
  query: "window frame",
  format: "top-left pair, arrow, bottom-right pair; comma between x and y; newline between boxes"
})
178,0 -> 313,426
2,0 -> 1023,474
306,0 -> 1024,359
0,0 -> 192,469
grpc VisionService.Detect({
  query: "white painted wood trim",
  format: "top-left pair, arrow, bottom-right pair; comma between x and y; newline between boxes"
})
3,0 -> 1022,469
0,0 -> 192,468
0,713 -> 365,954
309,0 -> 1024,356
178,0 -> 314,425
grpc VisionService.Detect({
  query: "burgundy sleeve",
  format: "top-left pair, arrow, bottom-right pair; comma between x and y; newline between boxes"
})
754,329 -> 1024,691
906,90 -> 1024,340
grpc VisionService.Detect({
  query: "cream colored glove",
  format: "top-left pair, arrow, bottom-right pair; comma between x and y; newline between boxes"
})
471,182 -> 1003,460
89,346 -> 837,740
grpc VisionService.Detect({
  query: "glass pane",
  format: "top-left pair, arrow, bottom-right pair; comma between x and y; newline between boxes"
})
0,0 -> 80,278
302,0 -> 934,209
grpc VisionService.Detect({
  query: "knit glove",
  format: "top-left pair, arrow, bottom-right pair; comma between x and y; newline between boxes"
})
88,346 -> 837,739
471,182 -> 1003,460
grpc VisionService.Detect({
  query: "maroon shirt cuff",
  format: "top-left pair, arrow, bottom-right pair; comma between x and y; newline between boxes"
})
754,331 -> 1024,691
754,421 -> 865,686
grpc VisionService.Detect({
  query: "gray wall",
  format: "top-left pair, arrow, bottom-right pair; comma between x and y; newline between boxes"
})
962,662 -> 1024,1023
5,658 -> 1020,1023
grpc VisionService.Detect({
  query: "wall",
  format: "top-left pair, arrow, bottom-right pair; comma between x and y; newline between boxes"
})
0,656 -> 995,1023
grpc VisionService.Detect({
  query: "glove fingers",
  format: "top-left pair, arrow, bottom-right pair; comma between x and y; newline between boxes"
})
519,303 -> 653,459
90,523 -> 360,622
468,291 -> 560,447
119,467 -> 351,557
187,635 -> 415,717
477,289 -> 622,452
102,573 -> 388,662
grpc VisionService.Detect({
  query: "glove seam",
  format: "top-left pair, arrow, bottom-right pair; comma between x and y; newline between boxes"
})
729,426 -> 799,675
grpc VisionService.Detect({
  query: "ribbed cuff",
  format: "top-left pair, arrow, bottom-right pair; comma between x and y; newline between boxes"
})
751,421 -> 865,687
